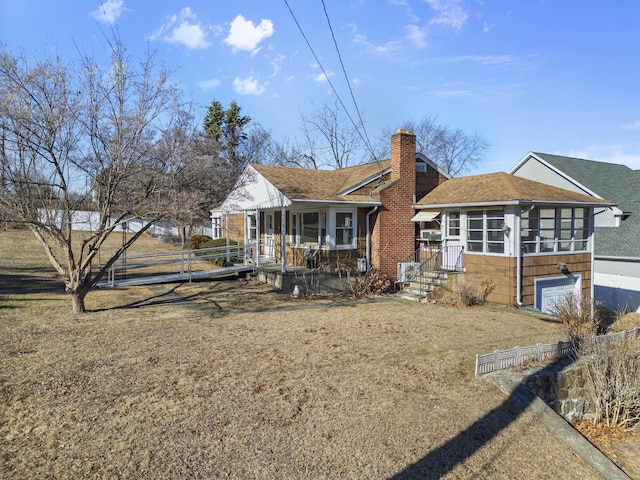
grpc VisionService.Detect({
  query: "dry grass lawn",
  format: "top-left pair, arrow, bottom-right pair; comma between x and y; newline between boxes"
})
0,229 -> 621,479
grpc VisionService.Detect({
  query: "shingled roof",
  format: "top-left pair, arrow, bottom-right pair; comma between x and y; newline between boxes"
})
415,172 -> 614,207
251,160 -> 391,203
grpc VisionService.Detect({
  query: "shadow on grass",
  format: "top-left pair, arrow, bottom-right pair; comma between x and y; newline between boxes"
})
0,268 -> 64,294
389,354 -> 628,480
389,381 -> 546,479
92,277 -> 389,315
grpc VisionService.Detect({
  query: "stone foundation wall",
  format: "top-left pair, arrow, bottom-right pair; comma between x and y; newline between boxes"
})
523,359 -> 592,422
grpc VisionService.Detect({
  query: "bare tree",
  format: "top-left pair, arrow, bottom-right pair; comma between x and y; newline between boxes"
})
0,38 -> 184,313
380,115 -> 490,176
297,98 -> 367,169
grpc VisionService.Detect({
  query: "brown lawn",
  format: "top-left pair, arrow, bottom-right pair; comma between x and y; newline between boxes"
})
0,229 -> 627,479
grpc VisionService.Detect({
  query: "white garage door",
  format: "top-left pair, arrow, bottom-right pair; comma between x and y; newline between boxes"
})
537,276 -> 580,314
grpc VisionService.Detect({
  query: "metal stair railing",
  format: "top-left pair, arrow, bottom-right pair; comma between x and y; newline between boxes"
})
397,244 -> 465,296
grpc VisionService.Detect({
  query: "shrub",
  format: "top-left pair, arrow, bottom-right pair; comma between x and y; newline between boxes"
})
197,238 -> 239,266
578,334 -> 640,430
190,234 -> 212,250
455,278 -> 495,306
551,293 -> 604,339
344,269 -> 391,298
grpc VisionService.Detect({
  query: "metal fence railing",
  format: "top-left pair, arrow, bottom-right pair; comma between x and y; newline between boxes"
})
104,244 -> 249,287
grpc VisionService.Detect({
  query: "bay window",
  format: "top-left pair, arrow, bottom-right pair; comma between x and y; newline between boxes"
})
289,209 -> 356,249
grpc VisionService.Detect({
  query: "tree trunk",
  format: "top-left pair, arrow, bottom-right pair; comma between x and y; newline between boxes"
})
71,289 -> 88,313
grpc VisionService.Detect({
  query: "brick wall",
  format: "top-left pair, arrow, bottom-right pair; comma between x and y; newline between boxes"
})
371,130 -> 417,281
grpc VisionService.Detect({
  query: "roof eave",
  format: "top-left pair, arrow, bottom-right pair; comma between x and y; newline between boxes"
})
291,198 -> 382,206
416,199 -> 615,209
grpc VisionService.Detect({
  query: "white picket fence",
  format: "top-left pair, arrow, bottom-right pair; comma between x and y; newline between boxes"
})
475,327 -> 640,376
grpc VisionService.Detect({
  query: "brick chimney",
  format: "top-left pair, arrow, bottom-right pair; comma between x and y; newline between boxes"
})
370,129 -> 417,281
390,128 -> 416,196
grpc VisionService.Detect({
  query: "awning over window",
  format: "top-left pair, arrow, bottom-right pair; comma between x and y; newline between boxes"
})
411,210 -> 441,222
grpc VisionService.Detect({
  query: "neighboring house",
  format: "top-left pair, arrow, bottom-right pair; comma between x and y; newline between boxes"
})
510,153 -> 640,312
413,172 -> 614,313
212,130 -> 449,282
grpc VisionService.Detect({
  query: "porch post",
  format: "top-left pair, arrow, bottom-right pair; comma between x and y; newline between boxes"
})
255,210 -> 261,268
281,207 -> 286,273
225,213 -> 230,264
243,211 -> 248,266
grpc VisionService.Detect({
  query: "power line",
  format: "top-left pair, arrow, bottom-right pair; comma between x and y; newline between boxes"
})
282,0 -> 378,162
320,0 -> 375,157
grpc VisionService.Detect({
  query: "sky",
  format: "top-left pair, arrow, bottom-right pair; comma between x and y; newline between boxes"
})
2,0 -> 640,174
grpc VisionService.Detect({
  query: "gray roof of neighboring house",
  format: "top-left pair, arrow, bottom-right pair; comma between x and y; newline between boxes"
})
532,153 -> 640,258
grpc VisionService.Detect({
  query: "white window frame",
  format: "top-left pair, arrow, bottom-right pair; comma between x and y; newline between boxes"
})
521,206 -> 590,255
446,211 -> 460,238
289,208 -> 357,250
335,211 -> 355,248
211,213 -> 223,240
465,209 -> 505,255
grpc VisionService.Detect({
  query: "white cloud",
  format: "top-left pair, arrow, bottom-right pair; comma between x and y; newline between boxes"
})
233,76 -> 267,95
445,54 -> 514,66
353,34 -> 403,56
225,14 -> 274,55
90,0 -> 125,24
406,24 -> 427,48
483,21 -> 494,33
425,0 -> 469,30
622,120 -> 640,130
311,70 -> 334,84
196,78 -> 221,90
148,7 -> 211,50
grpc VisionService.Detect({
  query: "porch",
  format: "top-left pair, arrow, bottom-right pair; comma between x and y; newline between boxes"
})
249,258 -> 358,296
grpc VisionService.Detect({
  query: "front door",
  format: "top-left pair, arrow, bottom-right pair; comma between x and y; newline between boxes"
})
442,212 -> 463,270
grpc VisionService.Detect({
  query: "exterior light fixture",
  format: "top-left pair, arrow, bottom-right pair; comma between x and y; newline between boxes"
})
556,262 -> 568,272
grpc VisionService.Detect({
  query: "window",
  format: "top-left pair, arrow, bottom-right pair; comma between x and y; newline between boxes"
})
290,209 -> 355,248
467,212 -> 484,252
212,215 -> 222,240
247,214 -> 257,242
539,208 -> 556,252
520,207 -> 590,254
265,213 -> 274,235
448,212 -> 460,237
486,210 -> 505,253
336,212 -> 353,246
521,208 -> 538,253
466,210 -> 505,254
301,212 -> 319,244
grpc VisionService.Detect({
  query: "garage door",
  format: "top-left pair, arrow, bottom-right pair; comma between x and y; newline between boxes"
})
536,277 -> 580,314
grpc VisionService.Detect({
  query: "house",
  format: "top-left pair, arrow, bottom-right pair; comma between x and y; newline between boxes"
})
211,130 -> 449,286
413,172 -> 614,313
510,153 -> 640,313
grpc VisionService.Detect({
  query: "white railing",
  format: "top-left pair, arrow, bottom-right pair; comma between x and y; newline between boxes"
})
475,327 -> 640,376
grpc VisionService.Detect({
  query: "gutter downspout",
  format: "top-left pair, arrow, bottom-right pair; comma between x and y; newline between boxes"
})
515,212 -> 522,306
366,206 -> 379,272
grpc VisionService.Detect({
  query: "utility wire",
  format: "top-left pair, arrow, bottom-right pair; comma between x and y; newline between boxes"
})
320,0 -> 375,158
282,0 -> 379,162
